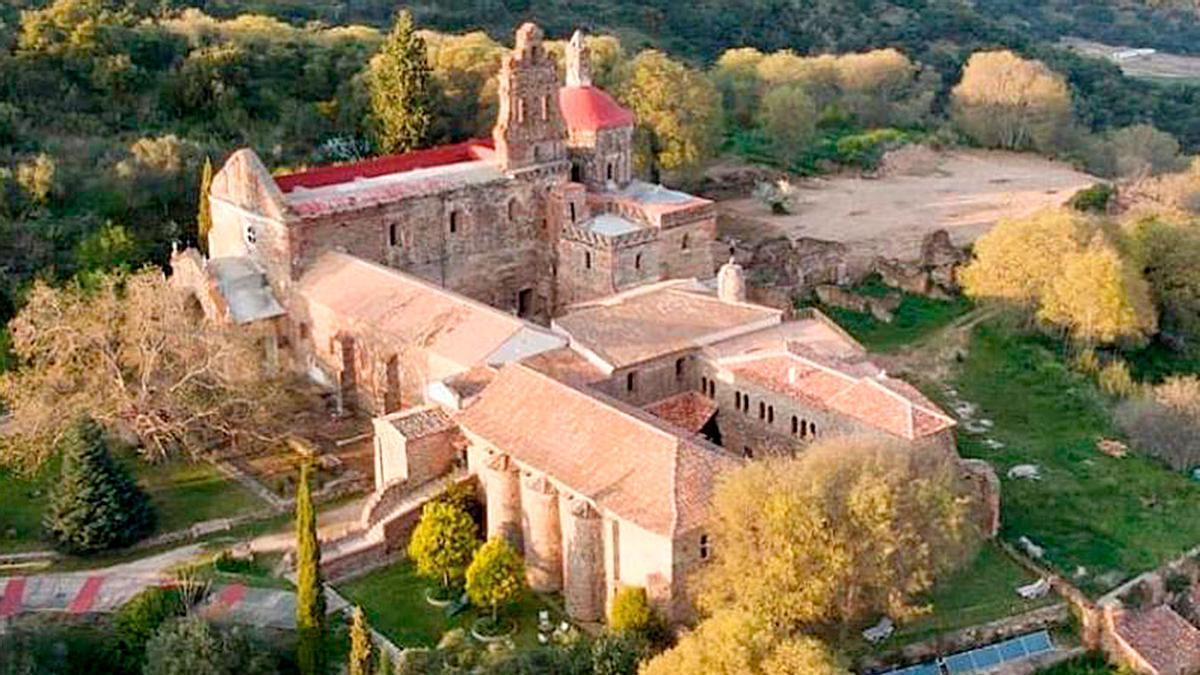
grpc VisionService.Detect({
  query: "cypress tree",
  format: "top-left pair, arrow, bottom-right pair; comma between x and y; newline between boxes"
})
368,10 -> 432,154
43,417 -> 156,555
295,460 -> 325,675
348,606 -> 372,675
197,156 -> 213,254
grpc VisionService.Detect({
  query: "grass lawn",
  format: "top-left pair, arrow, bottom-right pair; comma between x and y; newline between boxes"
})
954,323 -> 1200,595
336,559 -> 560,650
813,279 -> 974,352
0,452 -> 265,554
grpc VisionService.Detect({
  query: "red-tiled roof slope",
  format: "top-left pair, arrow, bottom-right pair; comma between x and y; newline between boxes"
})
644,392 -> 718,434
1114,606 -> 1200,675
458,363 -> 739,536
275,139 -> 495,192
725,353 -> 955,440
559,86 -> 635,132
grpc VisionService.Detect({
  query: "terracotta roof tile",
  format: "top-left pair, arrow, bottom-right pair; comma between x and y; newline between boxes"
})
726,353 -> 955,440
458,363 -> 739,536
1114,606 -> 1200,675
554,281 -> 781,370
385,407 -> 455,440
643,392 -> 718,434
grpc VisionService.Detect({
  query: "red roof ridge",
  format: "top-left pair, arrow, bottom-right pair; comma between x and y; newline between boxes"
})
558,85 -> 635,132
275,138 -> 495,193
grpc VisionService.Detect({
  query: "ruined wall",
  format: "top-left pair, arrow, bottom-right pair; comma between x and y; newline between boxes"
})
556,230 -> 617,307
568,126 -> 634,190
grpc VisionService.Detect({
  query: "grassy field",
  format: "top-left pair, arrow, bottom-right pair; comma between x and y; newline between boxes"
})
0,452 -> 265,554
336,559 -> 560,650
954,323 -> 1200,594
814,279 -> 974,352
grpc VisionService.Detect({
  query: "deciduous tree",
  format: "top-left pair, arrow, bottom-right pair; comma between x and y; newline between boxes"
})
951,50 -> 1072,153
620,50 -> 722,179
698,437 -> 979,629
465,537 -> 525,625
0,269 -> 290,470
368,11 -> 432,153
757,84 -> 817,159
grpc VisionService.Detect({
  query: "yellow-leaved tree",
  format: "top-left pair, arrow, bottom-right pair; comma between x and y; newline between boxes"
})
697,436 -> 980,631
951,50 -> 1072,153
620,50 -> 722,180
959,209 -> 1093,307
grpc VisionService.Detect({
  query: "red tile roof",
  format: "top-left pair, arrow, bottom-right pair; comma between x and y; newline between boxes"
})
725,353 -> 955,440
1114,606 -> 1200,675
274,139 -> 495,192
558,86 -> 635,132
644,392 -> 718,434
458,363 -> 739,536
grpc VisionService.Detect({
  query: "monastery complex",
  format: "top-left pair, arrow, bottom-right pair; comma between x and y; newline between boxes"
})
172,23 -> 998,625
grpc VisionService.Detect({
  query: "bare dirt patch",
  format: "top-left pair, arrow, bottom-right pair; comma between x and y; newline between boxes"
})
717,149 -> 1096,262
1061,37 -> 1200,82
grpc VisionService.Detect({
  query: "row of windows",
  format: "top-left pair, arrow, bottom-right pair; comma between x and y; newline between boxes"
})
731,389 -> 818,438
516,94 -> 552,124
385,201 -> 523,248
624,358 -> 688,394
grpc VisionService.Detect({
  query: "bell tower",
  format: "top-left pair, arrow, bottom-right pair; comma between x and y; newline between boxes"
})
493,23 -> 568,172
565,30 -> 591,88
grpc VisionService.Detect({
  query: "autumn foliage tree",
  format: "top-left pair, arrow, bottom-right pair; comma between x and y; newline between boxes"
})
465,537 -> 525,627
0,269 -> 290,470
619,50 -> 722,180
407,500 -> 478,595
698,436 -> 980,630
951,50 -> 1072,153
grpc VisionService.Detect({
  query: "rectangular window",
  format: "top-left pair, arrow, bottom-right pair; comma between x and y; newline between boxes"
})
675,357 -> 685,380
449,210 -> 459,234
626,371 -> 637,393
699,534 -> 710,560
388,223 -> 399,247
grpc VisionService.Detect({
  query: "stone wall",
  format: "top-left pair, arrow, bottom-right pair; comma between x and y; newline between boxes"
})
568,126 -> 633,190
590,352 -> 700,408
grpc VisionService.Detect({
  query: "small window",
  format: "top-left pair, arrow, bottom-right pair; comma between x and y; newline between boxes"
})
508,199 -> 518,222
742,395 -> 750,413
708,380 -> 715,397
635,252 -> 642,270
681,233 -> 690,250
734,391 -> 742,408
743,446 -> 753,459
541,95 -> 549,120
758,402 -> 766,420
791,416 -> 799,434
388,223 -> 399,247
298,322 -> 311,341
585,251 -> 592,269
801,419 -> 808,438
767,406 -> 775,424
699,534 -> 710,560
626,371 -> 637,393
517,98 -> 526,123
675,357 -> 685,380
449,210 -> 460,234
606,162 -> 614,181
811,422 -> 818,437
569,202 -> 577,223
244,224 -> 257,246
701,376 -> 708,394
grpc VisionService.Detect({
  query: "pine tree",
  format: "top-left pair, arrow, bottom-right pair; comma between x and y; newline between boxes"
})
368,10 -> 432,154
197,156 -> 213,254
43,417 -> 156,555
295,461 -> 325,675
348,606 -> 372,675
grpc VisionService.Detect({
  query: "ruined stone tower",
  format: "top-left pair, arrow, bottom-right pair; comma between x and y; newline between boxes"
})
493,23 -> 568,172
565,30 -> 591,87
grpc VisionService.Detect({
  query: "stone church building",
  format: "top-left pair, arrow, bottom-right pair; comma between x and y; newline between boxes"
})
174,23 -> 997,625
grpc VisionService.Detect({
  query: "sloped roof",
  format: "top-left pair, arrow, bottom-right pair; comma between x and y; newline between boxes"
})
457,363 -> 740,536
558,85 -> 635,132
723,352 -> 955,440
643,392 -> 718,434
296,253 -> 564,375
554,280 -> 782,371
208,256 -> 285,324
275,139 -> 495,192
1114,606 -> 1200,675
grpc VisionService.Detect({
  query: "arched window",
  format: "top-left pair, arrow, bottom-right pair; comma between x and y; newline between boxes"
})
507,199 -> 518,223
626,371 -> 637,393
699,534 -> 710,560
758,401 -> 766,420
388,223 -> 399,247
767,406 -> 775,424
675,357 -> 685,380
569,202 -> 577,223
681,233 -> 690,250
635,252 -> 643,270
449,210 -> 460,234
811,422 -> 818,437
742,395 -> 750,413
606,162 -> 614,181
791,415 -> 799,434
708,380 -> 715,397
701,376 -> 708,393
734,391 -> 742,408
800,420 -> 808,438
743,446 -> 754,459
585,251 -> 592,269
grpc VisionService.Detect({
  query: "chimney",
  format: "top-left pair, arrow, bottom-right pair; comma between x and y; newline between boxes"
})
717,257 -> 747,304
565,29 -> 592,88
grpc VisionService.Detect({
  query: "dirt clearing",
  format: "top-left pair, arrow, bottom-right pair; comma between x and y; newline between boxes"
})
1061,37 -> 1200,82
718,149 -> 1096,262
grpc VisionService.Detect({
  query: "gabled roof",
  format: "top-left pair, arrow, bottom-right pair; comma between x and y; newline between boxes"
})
1113,606 -> 1200,675
275,139 -> 496,192
296,253 -> 564,378
553,280 -> 782,371
558,85 -> 635,132
721,351 -> 956,440
207,256 -> 285,324
457,363 -> 740,536
643,392 -> 718,434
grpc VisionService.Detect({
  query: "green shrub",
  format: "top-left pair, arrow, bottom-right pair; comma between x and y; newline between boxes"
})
113,586 -> 186,671
1068,183 -> 1116,213
833,128 -> 908,168
144,616 -> 278,675
43,417 -> 156,554
591,632 -> 648,675
609,586 -> 654,635
1072,348 -> 1102,376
